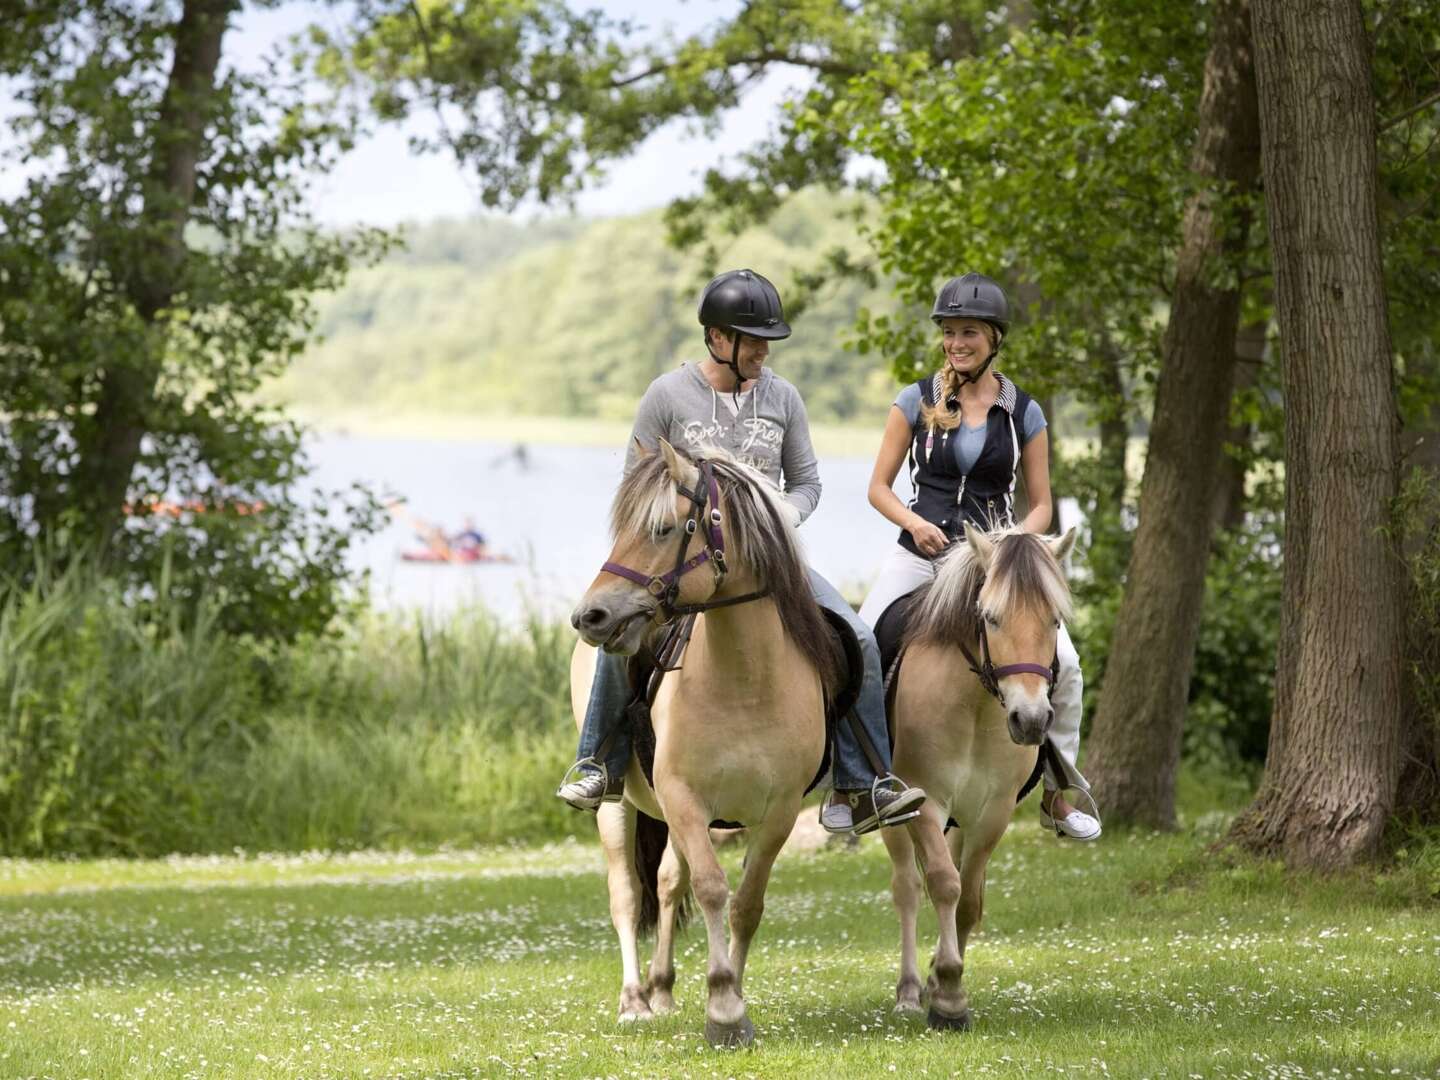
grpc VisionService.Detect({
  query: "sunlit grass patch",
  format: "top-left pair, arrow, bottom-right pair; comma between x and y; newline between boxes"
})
2,811 -> 1438,1078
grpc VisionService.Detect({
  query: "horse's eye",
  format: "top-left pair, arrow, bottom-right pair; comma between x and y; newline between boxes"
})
655,524 -> 675,540
984,613 -> 1000,629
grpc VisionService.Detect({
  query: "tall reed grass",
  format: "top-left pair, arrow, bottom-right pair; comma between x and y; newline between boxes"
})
0,558 -> 581,856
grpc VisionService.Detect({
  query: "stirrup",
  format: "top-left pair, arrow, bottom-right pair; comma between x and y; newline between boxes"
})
560,757 -> 609,791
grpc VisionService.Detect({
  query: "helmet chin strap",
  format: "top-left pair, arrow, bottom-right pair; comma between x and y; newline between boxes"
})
706,330 -> 748,407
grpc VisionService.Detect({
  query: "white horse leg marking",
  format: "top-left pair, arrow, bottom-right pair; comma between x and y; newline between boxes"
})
883,820 -> 925,1012
597,800 -> 652,1021
646,838 -> 688,1014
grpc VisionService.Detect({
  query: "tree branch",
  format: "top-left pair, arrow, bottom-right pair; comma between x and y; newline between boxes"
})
1380,86 -> 1440,133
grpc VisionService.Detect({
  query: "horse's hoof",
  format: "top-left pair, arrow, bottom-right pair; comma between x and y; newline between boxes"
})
926,1006 -> 972,1032
895,977 -> 923,1013
648,992 -> 677,1015
704,1015 -> 755,1048
618,985 -> 652,1021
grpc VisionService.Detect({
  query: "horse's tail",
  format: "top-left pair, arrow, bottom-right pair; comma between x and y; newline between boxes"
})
634,810 -> 690,936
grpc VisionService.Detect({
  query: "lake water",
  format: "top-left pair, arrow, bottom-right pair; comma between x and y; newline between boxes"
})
305,434 -> 916,623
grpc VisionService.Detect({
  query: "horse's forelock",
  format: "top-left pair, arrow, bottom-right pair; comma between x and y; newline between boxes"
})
611,451 -> 687,541
907,527 -> 1071,647
979,532 -> 1073,626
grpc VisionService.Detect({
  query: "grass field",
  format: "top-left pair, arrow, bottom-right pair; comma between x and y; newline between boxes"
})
3,788 -> 1438,1080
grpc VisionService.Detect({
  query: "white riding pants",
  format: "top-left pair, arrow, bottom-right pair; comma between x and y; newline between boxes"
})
859,544 -> 1089,794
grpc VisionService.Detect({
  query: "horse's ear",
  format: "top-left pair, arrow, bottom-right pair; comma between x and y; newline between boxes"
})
632,437 -> 653,460
1047,526 -> 1078,568
657,437 -> 685,480
963,521 -> 994,569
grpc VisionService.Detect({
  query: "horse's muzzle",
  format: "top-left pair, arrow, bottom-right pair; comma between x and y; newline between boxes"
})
1006,703 -> 1053,747
571,597 -> 653,654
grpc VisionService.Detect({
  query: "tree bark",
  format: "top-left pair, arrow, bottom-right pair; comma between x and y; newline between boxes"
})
77,0 -> 234,540
1083,0 -> 1262,828
1227,0 -> 1405,869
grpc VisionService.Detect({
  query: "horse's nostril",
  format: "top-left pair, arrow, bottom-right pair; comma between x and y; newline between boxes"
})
578,607 -> 610,630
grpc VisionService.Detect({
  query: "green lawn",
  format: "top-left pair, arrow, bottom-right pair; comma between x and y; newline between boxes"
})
3,805 -> 1438,1079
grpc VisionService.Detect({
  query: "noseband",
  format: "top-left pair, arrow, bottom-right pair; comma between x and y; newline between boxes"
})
600,458 -> 770,622
958,615 -> 1060,706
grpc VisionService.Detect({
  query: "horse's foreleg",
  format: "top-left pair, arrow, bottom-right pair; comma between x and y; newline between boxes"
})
911,805 -> 970,1031
882,820 -> 924,1013
646,838 -> 688,1014
660,789 -> 751,1047
598,800 -> 652,1021
727,802 -> 795,997
954,813 -> 1008,964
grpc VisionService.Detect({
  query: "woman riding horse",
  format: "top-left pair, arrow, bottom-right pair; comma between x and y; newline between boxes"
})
881,522 -> 1077,1028
858,272 -> 1100,840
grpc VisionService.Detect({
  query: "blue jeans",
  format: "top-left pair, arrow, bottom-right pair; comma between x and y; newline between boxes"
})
572,567 -> 894,790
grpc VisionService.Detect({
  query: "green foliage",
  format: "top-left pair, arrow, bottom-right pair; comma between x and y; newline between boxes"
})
1395,466 -> 1440,752
279,191 -> 904,425
1070,501 -> 1284,771
0,556 -> 582,857
0,2 -> 392,639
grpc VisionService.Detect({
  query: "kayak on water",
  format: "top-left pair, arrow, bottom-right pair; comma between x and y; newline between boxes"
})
399,549 -> 515,565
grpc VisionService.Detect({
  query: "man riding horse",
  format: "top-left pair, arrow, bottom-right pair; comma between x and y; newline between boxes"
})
557,268 -> 925,835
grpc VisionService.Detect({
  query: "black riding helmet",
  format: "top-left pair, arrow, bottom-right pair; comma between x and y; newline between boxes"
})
698,269 -> 793,340
932,272 -> 1009,385
698,269 -> 791,393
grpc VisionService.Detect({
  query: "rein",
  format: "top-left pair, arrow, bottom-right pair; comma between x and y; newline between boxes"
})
600,458 -> 771,622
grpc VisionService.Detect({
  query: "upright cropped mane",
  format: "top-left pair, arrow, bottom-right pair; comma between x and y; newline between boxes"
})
611,445 -> 841,689
906,526 -> 1073,648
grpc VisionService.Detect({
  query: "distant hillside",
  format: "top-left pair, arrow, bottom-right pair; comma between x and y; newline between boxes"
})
277,192 -> 909,427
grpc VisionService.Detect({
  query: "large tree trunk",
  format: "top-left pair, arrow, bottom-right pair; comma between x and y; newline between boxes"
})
1227,0 -> 1405,869
77,0 -> 234,541
1083,0 -> 1262,828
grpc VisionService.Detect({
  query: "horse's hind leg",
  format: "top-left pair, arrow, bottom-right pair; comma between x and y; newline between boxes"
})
597,800 -> 652,1021
882,820 -> 924,1013
911,803 -> 970,1031
646,838 -> 688,1014
660,789 -> 751,1047
728,801 -> 797,998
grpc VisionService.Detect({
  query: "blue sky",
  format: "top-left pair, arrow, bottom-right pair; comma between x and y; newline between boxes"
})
231,0 -> 812,226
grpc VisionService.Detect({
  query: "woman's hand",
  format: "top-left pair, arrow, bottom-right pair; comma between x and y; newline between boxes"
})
907,517 -> 949,558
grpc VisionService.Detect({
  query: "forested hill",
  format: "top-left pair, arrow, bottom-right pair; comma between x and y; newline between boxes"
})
278,192 -> 907,427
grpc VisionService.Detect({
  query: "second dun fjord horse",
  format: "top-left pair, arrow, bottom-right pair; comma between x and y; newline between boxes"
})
882,522 -> 1076,1030
569,440 -> 840,1047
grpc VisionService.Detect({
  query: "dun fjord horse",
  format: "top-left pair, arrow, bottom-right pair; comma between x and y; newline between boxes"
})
569,440 -> 839,1047
882,522 -> 1076,1030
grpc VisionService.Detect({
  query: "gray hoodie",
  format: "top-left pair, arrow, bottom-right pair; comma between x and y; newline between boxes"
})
623,362 -> 822,522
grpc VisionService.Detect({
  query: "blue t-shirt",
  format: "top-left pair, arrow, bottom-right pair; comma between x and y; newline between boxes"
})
894,381 -> 1047,475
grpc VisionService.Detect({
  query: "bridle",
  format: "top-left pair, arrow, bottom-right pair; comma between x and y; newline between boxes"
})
600,458 -> 770,623
955,611 -> 1060,707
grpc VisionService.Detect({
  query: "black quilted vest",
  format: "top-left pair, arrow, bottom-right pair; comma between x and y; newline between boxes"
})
898,373 -> 1034,559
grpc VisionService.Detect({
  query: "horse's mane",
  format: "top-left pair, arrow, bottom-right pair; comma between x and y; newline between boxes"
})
905,526 -> 1073,649
611,445 -> 841,690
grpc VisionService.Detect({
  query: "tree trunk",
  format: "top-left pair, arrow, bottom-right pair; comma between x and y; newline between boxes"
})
1227,0 -> 1405,869
1083,0 -> 1262,828
77,0 -> 234,541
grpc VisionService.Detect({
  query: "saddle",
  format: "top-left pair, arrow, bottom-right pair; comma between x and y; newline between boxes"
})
622,607 -> 859,826
874,590 -> 1047,809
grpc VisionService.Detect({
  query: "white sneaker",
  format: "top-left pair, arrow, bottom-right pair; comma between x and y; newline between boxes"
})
556,768 -> 623,811
1039,806 -> 1102,841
